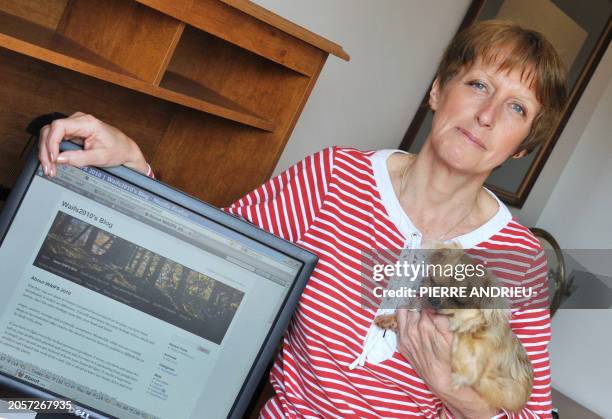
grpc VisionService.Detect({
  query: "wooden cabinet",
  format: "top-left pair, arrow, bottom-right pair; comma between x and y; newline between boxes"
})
0,0 -> 348,206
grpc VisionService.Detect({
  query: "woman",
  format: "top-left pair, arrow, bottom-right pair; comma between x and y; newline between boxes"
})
38,21 -> 566,418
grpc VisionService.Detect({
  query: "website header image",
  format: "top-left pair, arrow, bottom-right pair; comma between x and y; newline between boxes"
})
34,211 -> 244,345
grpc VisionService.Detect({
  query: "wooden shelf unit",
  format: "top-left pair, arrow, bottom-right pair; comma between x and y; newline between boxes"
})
0,5 -> 272,131
0,0 -> 348,206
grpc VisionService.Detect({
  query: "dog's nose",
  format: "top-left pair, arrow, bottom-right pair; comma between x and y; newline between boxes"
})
428,296 -> 441,308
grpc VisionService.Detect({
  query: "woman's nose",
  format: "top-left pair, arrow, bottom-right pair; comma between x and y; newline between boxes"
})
475,98 -> 498,128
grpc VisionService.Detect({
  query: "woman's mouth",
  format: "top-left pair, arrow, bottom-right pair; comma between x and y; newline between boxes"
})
457,128 -> 486,150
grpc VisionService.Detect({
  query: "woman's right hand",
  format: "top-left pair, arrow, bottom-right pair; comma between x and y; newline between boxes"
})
38,112 -> 148,176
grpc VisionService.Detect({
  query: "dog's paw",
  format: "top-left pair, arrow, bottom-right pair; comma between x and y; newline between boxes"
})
374,314 -> 398,331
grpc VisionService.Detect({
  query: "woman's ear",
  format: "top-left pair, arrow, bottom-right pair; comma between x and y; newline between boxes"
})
429,78 -> 441,111
511,149 -> 528,159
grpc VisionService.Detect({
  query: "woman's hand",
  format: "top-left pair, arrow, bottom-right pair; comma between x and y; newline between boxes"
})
38,112 -> 148,176
396,309 -> 497,418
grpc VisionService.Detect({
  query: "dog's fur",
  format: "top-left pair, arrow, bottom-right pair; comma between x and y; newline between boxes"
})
374,244 -> 533,412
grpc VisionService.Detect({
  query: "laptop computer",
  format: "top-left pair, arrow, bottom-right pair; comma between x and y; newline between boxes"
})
0,141 -> 318,419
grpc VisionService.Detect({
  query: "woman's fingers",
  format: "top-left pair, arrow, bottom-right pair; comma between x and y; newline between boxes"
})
396,309 -> 420,354
423,312 -> 453,359
394,309 -> 455,393
38,125 -> 51,176
396,309 -> 452,359
429,312 -> 453,345
56,149 -> 101,168
42,114 -> 99,175
418,311 -> 439,355
396,309 -> 419,335
36,112 -> 145,175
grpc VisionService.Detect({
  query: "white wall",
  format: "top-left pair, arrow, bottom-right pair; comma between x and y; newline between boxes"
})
535,45 -> 612,418
251,0 -> 471,176
510,45 -> 612,228
536,45 -> 612,253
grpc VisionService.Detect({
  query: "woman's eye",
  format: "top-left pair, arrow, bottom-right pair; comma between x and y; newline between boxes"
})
511,103 -> 526,116
469,81 -> 487,91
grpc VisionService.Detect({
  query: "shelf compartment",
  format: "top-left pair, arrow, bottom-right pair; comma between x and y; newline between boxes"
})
57,0 -> 185,85
164,25 -> 308,129
135,0 -> 329,77
1,0 -> 70,31
159,72 -> 272,129
0,10 -> 134,76
0,10 -> 274,131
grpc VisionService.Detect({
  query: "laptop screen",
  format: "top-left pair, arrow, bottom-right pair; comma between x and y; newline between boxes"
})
0,161 -> 308,419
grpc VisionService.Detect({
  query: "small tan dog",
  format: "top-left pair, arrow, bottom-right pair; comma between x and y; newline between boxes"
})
374,245 -> 533,412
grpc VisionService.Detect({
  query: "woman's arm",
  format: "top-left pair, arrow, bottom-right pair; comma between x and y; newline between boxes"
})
38,112 -> 148,176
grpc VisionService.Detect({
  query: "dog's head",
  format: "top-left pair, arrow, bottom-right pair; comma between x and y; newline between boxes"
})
419,244 -> 508,317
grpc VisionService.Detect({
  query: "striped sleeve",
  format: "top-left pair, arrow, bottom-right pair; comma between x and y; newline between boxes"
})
498,248 -> 553,419
223,147 -> 335,243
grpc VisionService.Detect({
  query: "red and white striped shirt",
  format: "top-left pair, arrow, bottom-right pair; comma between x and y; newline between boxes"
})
225,147 -> 552,418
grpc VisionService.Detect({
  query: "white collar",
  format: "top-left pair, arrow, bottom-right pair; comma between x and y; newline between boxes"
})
370,149 -> 512,248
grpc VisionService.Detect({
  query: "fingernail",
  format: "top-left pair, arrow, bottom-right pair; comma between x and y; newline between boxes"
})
44,164 -> 48,175
57,155 -> 66,163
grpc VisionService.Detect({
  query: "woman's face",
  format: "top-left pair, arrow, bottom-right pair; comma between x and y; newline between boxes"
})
428,58 -> 541,175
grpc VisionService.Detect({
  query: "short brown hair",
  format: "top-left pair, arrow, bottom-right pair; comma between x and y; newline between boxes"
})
435,20 -> 568,154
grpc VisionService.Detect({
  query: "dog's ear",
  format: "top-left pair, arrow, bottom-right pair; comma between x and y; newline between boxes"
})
451,250 -> 467,264
482,309 -> 510,326
448,309 -> 486,333
478,269 -> 510,310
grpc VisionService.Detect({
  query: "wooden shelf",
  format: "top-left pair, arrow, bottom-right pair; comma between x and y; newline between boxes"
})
0,10 -> 133,76
0,0 -> 346,209
0,10 -> 274,131
135,0 -> 346,77
221,0 -> 350,61
159,72 -> 274,131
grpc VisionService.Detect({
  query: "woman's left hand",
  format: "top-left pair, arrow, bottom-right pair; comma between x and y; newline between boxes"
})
396,309 -> 497,418
396,308 -> 454,391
